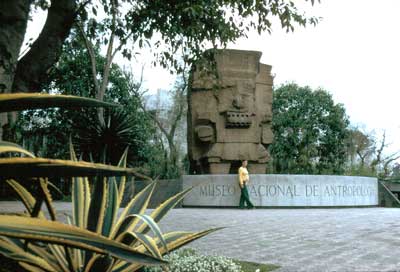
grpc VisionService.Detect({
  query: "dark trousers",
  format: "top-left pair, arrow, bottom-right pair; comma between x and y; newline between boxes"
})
239,185 -> 254,208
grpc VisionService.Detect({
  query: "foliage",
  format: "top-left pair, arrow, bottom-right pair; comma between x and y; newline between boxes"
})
344,164 -> 376,177
0,142 -> 217,271
0,93 -> 116,113
80,0 -> 320,73
15,33 -> 155,166
74,109 -> 149,166
0,95 -> 146,179
0,94 -> 217,271
143,248 -> 280,272
71,0 -> 321,138
344,128 -> 400,178
143,248 -> 242,272
135,74 -> 188,179
271,83 -> 349,174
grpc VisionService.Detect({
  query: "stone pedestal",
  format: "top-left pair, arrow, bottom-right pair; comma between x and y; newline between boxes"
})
182,175 -> 379,207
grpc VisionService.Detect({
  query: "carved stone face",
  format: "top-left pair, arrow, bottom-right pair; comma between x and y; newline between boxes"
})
217,80 -> 256,128
231,81 -> 254,111
188,49 -> 274,174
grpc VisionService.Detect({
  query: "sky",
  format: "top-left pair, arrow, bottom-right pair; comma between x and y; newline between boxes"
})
25,0 -> 400,156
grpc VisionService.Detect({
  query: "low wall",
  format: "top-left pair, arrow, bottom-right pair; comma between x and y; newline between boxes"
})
182,175 -> 379,207
122,179 -> 182,208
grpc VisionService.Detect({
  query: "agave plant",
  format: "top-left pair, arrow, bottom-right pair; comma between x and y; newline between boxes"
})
0,93 -> 218,271
0,143 -> 217,272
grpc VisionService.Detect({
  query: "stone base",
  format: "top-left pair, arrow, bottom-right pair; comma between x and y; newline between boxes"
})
182,175 -> 378,207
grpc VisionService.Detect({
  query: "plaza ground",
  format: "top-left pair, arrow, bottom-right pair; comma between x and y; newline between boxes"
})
1,202 -> 400,272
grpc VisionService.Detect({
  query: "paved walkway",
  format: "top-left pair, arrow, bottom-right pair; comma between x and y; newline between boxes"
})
1,202 -> 400,271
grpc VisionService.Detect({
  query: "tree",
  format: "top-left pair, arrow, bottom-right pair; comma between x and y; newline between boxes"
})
271,83 -> 349,174
345,127 -> 374,168
15,31 -> 155,166
130,69 -> 188,178
345,128 -> 400,177
0,0 -> 80,139
0,0 -> 319,138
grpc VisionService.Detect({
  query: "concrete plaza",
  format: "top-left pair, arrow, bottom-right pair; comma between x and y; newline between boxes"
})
1,202 -> 400,271
159,208 -> 400,272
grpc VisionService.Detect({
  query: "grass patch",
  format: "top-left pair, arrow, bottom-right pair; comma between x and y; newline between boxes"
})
234,259 -> 280,272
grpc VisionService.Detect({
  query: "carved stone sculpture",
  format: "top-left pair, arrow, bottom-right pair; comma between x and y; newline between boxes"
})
188,49 -> 274,174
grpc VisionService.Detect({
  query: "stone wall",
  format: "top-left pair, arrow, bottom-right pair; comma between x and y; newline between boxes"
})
378,181 -> 400,207
183,175 -> 379,207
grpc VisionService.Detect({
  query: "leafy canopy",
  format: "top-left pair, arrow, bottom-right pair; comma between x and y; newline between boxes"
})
271,83 -> 349,174
16,32 -> 155,166
82,0 -> 320,72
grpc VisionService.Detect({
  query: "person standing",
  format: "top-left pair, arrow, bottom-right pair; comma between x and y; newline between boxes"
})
238,160 -> 254,209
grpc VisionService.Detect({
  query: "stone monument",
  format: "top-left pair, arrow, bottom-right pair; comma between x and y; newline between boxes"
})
188,49 -> 274,174
183,48 -> 379,208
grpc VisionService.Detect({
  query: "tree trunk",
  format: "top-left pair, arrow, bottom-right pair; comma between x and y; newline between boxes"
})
12,0 -> 77,93
166,135 -> 178,167
0,0 -> 31,139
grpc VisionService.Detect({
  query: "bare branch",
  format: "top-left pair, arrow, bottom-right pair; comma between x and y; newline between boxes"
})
98,0 -> 117,101
75,0 -> 92,16
111,31 -> 135,60
169,81 -> 187,140
77,21 -> 100,95
129,70 -> 170,140
371,131 -> 387,169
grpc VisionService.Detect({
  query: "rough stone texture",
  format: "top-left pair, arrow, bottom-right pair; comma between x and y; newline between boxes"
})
1,202 -> 400,272
188,49 -> 274,174
183,175 -> 378,207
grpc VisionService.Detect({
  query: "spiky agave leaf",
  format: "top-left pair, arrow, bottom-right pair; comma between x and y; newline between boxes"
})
3,235 -> 66,272
39,178 -> 56,221
6,179 -> 41,216
0,238 -> 57,272
115,148 -> 129,210
5,180 -> 71,272
83,178 -> 109,266
0,93 -> 117,113
2,150 -> 218,272
0,157 -> 143,178
0,215 -> 167,266
112,228 -> 223,272
136,187 -> 193,235
0,141 -> 35,157
111,182 -> 157,239
86,178 -> 108,234
102,177 -> 119,237
115,214 -> 168,254
117,232 -> 162,259
69,140 -> 90,269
